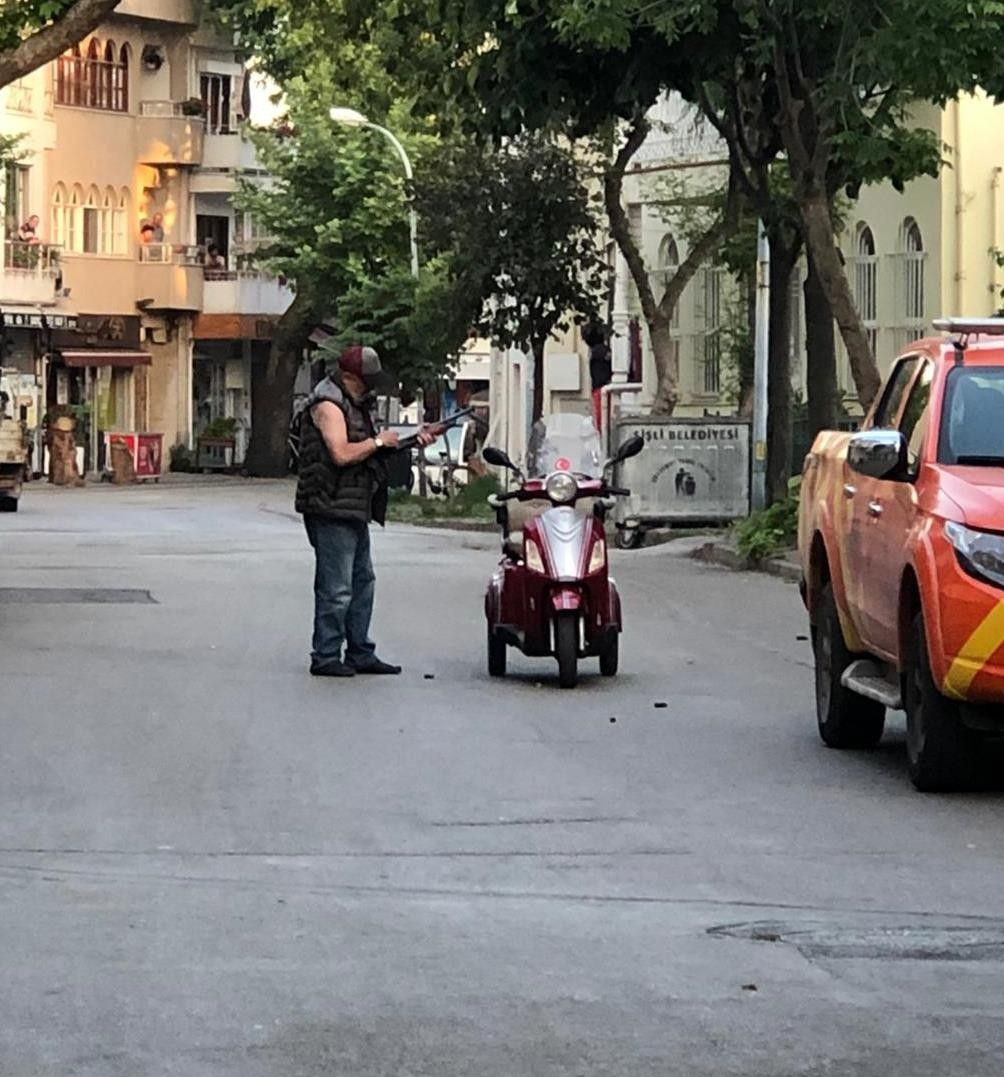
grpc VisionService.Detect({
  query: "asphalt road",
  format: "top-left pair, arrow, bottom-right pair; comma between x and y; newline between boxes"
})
3,482 -> 1004,1076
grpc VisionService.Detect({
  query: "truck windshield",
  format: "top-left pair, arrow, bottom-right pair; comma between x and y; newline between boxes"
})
940,366 -> 1004,465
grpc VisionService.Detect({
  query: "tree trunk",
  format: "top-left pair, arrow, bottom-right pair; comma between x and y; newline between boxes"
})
531,337 -> 546,421
737,271 -> 756,418
649,314 -> 679,415
603,118 -> 740,419
0,0 -> 121,89
244,292 -> 314,477
766,228 -> 800,506
804,248 -> 839,440
797,189 -> 881,409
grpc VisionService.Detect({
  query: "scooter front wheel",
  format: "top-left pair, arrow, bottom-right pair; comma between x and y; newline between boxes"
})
487,625 -> 507,677
555,615 -> 578,689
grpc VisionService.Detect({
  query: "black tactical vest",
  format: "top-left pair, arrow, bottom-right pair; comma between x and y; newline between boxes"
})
294,382 -> 388,525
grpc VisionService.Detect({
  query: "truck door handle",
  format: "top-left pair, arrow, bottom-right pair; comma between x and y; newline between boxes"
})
867,501 -> 883,518
843,484 -> 856,499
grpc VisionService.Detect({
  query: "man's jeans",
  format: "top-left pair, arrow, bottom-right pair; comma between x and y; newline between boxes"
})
304,516 -> 377,666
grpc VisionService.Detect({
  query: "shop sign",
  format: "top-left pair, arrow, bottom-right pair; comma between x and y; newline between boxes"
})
76,314 -> 141,348
0,310 -> 77,330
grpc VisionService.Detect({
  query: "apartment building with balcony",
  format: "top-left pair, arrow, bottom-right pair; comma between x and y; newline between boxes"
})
0,0 -> 293,473
0,66 -> 74,449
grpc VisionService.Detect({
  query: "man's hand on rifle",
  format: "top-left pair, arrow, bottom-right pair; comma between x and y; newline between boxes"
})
416,425 -> 438,447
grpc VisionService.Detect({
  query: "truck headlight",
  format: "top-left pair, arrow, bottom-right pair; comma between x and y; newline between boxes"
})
524,537 -> 546,574
545,472 -> 578,504
945,521 -> 1004,589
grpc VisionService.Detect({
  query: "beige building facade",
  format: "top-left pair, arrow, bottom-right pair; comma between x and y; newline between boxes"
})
0,0 -> 292,474
615,93 -> 1004,420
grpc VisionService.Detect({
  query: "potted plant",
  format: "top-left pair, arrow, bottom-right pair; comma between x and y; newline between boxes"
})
204,416 -> 239,439
180,97 -> 207,118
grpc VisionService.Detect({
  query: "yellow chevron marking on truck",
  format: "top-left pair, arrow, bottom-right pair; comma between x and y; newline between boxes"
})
942,602 -> 1004,700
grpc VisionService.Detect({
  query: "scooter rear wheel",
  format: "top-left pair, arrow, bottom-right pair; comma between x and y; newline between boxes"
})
487,625 -> 507,677
599,633 -> 619,676
555,615 -> 578,689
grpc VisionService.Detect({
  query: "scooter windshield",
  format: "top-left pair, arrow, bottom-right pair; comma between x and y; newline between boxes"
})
526,414 -> 603,478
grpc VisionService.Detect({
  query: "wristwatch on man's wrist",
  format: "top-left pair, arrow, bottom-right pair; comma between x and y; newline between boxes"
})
373,435 -> 384,450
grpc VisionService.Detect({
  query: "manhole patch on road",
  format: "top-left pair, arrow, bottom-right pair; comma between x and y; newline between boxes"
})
709,920 -> 1004,961
0,588 -> 157,605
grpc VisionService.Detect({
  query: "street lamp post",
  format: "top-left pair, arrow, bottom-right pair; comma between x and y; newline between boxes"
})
329,106 -> 419,280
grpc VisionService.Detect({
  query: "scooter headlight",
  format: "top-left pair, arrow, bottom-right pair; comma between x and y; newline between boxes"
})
524,537 -> 546,574
545,472 -> 578,504
587,537 -> 606,575
945,521 -> 1004,589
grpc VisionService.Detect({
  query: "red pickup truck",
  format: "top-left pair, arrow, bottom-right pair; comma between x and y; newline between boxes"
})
798,318 -> 1004,790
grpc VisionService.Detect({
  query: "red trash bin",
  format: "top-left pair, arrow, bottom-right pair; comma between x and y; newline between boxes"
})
135,433 -> 163,480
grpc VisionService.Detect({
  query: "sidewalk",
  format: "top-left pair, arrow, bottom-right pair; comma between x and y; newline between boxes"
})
24,472 -> 293,492
691,536 -> 801,583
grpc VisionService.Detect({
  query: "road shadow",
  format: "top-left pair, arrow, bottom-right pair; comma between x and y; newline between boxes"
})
815,720 -> 1004,796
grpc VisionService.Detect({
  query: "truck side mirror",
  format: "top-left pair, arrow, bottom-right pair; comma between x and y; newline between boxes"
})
847,430 -> 909,481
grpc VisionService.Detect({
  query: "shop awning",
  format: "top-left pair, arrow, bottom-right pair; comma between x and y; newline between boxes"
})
61,350 -> 152,369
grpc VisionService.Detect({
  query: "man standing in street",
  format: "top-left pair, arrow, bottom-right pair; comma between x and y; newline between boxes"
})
295,345 -> 431,678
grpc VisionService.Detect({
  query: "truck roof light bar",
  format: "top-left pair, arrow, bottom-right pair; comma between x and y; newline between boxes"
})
932,317 -> 1004,365
933,317 -> 1004,336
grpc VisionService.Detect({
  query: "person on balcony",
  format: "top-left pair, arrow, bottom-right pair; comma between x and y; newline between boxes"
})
18,216 -> 40,244
204,244 -> 225,271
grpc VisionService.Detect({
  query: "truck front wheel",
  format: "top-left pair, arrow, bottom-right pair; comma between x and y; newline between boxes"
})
814,584 -> 885,749
0,495 -> 18,513
905,613 -> 981,792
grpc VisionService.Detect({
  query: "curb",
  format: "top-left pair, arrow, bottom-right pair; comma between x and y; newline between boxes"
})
387,517 -> 497,533
692,541 -> 802,583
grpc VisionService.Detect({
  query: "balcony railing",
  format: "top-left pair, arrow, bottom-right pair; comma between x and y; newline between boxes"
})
139,100 -> 195,119
138,243 -> 203,266
137,101 -> 205,166
1,241 -> 62,304
136,245 -> 203,311
201,265 -> 294,317
3,241 -> 61,272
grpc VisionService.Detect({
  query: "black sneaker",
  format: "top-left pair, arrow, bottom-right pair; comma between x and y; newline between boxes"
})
310,659 -> 356,678
347,657 -> 402,675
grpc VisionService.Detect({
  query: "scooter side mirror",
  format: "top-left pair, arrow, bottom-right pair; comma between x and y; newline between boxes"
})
483,446 -> 516,470
603,434 -> 645,472
613,434 -> 645,464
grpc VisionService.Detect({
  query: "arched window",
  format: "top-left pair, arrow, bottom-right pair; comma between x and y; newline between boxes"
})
56,44 -> 83,107
51,184 -> 66,248
82,186 -> 100,253
114,187 -> 129,255
853,223 -> 878,354
56,38 -> 128,112
101,41 -> 116,111
85,40 -> 100,108
101,187 -> 117,254
117,43 -> 130,112
901,218 -> 925,331
65,185 -> 84,251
